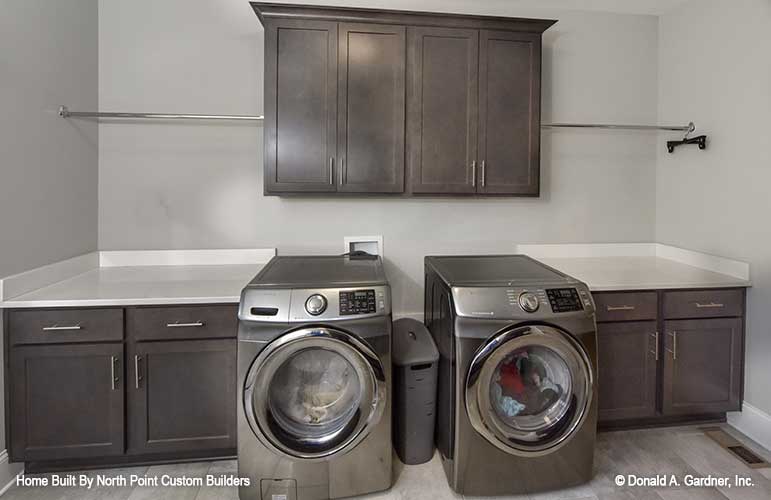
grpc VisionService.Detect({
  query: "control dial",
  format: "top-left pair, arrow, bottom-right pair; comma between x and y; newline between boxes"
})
518,292 -> 540,313
305,294 -> 327,316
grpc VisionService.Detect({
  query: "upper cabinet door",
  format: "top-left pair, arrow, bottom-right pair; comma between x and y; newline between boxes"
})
264,19 -> 338,193
337,23 -> 406,193
407,27 -> 478,194
478,30 -> 542,195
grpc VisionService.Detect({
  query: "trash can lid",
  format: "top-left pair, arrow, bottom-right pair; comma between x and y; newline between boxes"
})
392,318 -> 439,366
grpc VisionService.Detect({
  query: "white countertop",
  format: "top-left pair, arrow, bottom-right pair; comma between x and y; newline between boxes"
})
1,264 -> 264,308
538,256 -> 751,291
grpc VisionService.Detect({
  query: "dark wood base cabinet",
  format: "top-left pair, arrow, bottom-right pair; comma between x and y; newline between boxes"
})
594,288 -> 746,430
4,305 -> 238,470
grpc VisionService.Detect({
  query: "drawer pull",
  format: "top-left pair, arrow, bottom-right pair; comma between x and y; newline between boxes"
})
42,324 -> 82,331
606,305 -> 635,312
649,331 -> 659,361
166,321 -> 204,328
695,302 -> 724,309
666,331 -> 678,360
111,356 -> 119,390
134,355 -> 143,389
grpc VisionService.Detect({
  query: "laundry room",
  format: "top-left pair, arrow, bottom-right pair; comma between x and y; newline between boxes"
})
1,0 -> 769,499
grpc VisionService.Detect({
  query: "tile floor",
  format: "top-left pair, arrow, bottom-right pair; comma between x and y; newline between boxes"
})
2,425 -> 770,500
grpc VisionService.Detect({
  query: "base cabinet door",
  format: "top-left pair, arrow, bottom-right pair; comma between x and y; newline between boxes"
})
10,344 -> 124,461
662,318 -> 743,415
128,339 -> 237,455
597,321 -> 658,422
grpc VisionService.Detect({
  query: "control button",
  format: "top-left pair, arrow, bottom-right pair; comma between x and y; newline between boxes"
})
518,292 -> 540,313
305,294 -> 327,316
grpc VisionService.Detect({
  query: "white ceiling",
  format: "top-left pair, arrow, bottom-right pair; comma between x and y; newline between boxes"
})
495,0 -> 692,16
270,0 -> 694,17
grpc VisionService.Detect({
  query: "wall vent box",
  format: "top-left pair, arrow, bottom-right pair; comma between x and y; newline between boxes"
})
344,236 -> 383,257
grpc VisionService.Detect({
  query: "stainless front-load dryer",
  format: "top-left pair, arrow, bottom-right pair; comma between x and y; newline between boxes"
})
237,256 -> 392,500
425,255 -> 598,496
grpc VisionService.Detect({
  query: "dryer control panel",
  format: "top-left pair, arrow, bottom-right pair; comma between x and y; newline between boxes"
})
452,284 -> 594,319
546,288 -> 585,313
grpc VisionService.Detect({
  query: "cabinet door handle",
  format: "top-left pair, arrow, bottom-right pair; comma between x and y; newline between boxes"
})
607,305 -> 635,311
110,356 -> 119,390
666,331 -> 677,360
695,302 -> 724,309
166,321 -> 204,328
471,161 -> 477,187
42,324 -> 82,331
481,160 -> 486,188
329,157 -> 334,185
649,331 -> 659,361
134,355 -> 143,389
340,158 -> 345,185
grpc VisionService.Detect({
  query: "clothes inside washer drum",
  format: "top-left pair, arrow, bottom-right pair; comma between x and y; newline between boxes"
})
268,348 -> 363,439
490,347 -> 572,427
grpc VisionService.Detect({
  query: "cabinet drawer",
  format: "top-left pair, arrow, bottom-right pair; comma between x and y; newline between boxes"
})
9,308 -> 123,345
127,305 -> 238,341
593,292 -> 658,322
663,289 -> 744,319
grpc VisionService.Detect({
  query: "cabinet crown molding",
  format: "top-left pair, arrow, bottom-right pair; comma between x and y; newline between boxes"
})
250,2 -> 557,33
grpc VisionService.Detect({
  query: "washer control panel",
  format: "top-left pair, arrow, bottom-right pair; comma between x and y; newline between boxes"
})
339,289 -> 377,316
546,288 -> 584,313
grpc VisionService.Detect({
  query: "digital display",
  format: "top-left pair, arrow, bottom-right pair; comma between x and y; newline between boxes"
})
546,288 -> 584,313
339,289 -> 376,315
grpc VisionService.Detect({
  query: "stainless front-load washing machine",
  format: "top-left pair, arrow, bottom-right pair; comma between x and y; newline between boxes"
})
425,255 -> 598,495
237,255 -> 392,500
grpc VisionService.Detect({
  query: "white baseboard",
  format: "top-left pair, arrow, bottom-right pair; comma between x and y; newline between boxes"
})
0,450 -> 23,496
727,402 -> 771,452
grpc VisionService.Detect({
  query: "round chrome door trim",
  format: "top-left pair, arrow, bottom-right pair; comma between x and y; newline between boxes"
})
243,327 -> 386,461
465,324 -> 594,457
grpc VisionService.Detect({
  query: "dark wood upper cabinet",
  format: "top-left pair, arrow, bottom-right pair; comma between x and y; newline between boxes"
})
338,23 -> 406,193
407,27 -> 478,194
10,343 -> 124,461
662,318 -> 743,415
478,30 -> 541,195
597,321 -> 658,421
263,19 -> 338,194
252,3 -> 555,197
128,339 -> 237,455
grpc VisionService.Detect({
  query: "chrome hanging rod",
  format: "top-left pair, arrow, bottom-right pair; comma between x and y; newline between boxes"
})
542,121 -> 695,135
58,106 -> 264,121
59,106 -> 695,136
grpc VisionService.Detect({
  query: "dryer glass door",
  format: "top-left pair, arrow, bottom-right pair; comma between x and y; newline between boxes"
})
244,327 -> 386,460
466,324 -> 593,456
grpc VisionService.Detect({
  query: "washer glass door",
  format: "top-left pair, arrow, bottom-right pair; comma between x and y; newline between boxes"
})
466,324 -> 593,456
244,327 -> 386,460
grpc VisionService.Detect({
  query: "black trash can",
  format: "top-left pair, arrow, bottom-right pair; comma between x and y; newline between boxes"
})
392,318 -> 439,465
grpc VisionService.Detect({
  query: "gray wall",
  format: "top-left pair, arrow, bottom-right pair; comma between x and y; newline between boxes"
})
0,0 -> 98,474
0,0 -> 99,279
98,0 -> 659,316
657,0 -> 771,415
